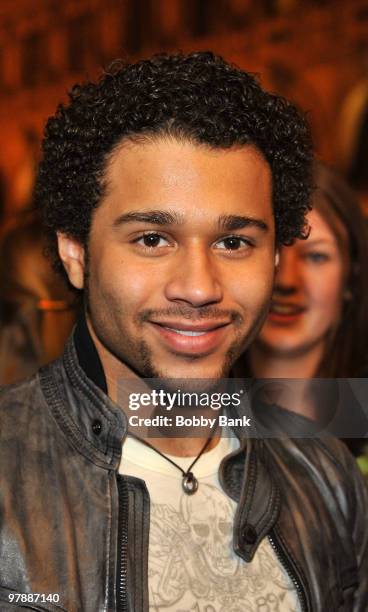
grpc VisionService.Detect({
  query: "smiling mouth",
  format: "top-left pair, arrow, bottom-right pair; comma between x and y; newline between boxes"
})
270,302 -> 305,316
162,328 -> 208,336
151,320 -> 230,333
149,320 -> 231,355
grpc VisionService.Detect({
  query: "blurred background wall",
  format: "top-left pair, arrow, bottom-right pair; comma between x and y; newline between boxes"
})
0,0 -> 368,219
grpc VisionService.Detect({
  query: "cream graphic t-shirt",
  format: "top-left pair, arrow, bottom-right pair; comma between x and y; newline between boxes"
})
119,434 -> 301,612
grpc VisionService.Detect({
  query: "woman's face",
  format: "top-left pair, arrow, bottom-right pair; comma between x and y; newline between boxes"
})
257,208 -> 348,357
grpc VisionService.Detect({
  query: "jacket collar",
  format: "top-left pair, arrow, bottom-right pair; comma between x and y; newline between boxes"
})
74,310 -> 108,393
39,334 -> 127,471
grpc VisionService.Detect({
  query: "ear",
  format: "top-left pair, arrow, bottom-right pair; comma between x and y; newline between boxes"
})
57,232 -> 85,290
275,249 -> 280,268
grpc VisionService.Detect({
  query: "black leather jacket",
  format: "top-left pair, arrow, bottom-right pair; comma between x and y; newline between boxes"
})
0,338 -> 367,611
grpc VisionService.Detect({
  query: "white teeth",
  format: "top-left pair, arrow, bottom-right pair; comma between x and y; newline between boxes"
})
272,304 -> 301,314
165,328 -> 207,336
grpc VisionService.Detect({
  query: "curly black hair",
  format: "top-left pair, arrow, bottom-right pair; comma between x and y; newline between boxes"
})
35,51 -> 313,276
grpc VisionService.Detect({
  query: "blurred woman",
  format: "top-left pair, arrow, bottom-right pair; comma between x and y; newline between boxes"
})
0,211 -> 79,384
244,162 -> 368,459
250,161 -> 368,377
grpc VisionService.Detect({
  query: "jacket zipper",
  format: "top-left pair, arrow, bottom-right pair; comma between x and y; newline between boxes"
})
117,475 -> 129,612
268,529 -> 310,612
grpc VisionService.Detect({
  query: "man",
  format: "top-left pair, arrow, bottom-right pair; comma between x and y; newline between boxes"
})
0,52 -> 366,611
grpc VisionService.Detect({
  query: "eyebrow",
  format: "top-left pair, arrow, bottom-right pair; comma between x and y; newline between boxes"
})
112,209 -> 269,232
217,214 -> 268,232
112,210 -> 184,227
304,238 -> 334,246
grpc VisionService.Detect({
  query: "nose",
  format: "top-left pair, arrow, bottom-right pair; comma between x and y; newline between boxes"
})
164,246 -> 223,307
273,248 -> 300,297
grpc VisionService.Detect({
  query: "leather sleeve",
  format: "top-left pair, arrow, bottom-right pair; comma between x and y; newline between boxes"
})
317,437 -> 368,610
350,455 -> 368,612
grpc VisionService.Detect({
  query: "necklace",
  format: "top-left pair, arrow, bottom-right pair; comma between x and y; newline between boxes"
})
128,431 -> 216,495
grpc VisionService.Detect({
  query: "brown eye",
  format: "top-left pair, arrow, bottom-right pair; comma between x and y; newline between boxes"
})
143,234 -> 162,247
215,235 -> 252,251
132,232 -> 171,253
222,237 -> 242,250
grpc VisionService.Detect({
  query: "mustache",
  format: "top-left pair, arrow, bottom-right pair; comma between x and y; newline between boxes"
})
137,306 -> 243,325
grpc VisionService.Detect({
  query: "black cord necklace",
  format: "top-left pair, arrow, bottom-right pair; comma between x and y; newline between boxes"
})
128,431 -> 216,495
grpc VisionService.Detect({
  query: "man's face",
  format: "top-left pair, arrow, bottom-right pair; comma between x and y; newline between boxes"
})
60,138 -> 276,379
